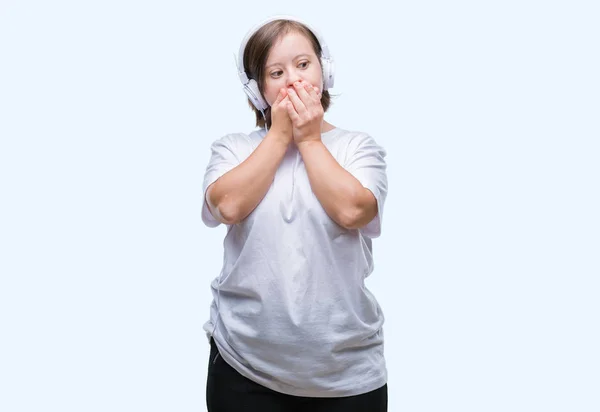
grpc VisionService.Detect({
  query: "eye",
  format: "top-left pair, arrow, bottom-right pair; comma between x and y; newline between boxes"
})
270,71 -> 283,78
299,61 -> 309,68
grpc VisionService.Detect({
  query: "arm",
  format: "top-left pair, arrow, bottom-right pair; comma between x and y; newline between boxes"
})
206,130 -> 289,225
284,81 -> 386,232
296,139 -> 378,230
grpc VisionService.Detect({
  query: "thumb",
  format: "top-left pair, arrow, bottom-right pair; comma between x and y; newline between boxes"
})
274,88 -> 287,105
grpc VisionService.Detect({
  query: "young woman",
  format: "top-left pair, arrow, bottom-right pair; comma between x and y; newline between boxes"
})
202,15 -> 389,412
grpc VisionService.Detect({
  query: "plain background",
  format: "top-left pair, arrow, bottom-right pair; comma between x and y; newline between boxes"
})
1,0 -> 598,411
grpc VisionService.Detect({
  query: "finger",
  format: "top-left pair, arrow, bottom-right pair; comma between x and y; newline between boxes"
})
311,86 -> 321,99
294,81 -> 313,103
302,83 -> 320,100
286,100 -> 299,122
287,86 -> 307,114
273,88 -> 286,105
278,95 -> 290,109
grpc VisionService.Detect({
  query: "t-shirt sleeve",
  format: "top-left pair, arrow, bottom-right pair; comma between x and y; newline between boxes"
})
343,133 -> 388,238
201,134 -> 247,228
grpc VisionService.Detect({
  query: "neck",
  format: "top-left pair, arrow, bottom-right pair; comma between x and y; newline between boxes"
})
321,120 -> 335,133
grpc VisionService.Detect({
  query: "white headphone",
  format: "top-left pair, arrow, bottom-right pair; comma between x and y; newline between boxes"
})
235,15 -> 335,113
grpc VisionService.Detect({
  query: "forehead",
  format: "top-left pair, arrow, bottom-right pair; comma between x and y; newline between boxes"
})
266,31 -> 316,62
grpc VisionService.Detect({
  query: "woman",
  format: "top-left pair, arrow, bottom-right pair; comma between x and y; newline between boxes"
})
202,15 -> 389,412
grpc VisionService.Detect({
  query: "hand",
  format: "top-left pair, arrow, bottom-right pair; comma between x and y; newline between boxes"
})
285,80 -> 323,145
269,88 -> 293,145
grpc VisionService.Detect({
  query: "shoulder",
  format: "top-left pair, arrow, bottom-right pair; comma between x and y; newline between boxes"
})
328,127 -> 383,148
328,128 -> 386,163
209,131 -> 252,148
208,130 -> 263,155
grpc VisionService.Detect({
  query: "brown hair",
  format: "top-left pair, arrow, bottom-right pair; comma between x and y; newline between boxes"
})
242,19 -> 334,129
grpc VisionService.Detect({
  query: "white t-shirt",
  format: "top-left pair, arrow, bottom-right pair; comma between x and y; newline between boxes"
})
201,126 -> 388,398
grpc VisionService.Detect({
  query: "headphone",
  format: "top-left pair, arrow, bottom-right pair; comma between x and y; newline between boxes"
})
235,15 -> 335,113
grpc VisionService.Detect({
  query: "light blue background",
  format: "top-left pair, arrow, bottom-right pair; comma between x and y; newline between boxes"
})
1,1 -> 598,411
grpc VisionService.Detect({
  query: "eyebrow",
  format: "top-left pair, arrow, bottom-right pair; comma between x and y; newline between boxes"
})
265,54 -> 311,69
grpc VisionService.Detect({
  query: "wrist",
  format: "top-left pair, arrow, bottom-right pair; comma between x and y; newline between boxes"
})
296,137 -> 322,151
266,129 -> 292,147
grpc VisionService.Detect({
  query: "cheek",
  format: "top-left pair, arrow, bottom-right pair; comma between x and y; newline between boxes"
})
263,80 -> 280,104
308,68 -> 323,87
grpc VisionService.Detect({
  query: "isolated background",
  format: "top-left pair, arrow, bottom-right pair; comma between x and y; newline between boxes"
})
1,0 -> 598,411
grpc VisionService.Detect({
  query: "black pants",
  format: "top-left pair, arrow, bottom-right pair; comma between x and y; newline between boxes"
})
206,337 -> 388,412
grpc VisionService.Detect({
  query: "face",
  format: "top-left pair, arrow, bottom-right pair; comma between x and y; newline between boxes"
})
262,31 -> 323,107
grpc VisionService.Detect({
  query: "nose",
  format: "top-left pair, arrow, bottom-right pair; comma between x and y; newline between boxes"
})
286,75 -> 302,88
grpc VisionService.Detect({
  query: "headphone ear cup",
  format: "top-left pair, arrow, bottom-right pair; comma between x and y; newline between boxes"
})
321,58 -> 335,90
244,79 -> 268,111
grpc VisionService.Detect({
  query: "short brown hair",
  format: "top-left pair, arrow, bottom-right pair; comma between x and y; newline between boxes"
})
242,19 -> 334,129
